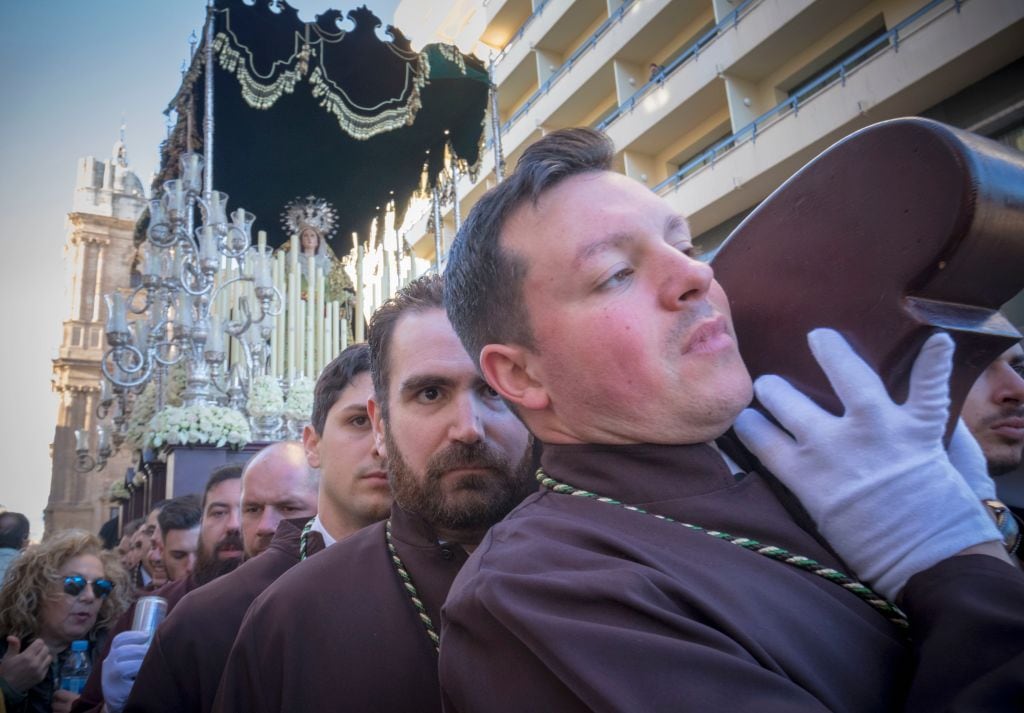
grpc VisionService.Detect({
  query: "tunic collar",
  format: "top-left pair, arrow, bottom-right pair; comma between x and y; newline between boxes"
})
539,441 -> 740,505
309,514 -> 337,549
389,502 -> 445,548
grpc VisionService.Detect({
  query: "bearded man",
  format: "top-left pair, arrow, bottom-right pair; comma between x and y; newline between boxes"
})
213,275 -> 534,713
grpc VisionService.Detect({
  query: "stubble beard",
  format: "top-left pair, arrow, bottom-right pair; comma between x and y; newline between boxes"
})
385,430 -> 535,536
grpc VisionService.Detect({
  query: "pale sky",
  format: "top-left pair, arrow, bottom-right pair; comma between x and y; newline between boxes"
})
0,0 -> 400,540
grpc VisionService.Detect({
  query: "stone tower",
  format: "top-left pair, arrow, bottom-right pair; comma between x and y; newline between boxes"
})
46,130 -> 147,536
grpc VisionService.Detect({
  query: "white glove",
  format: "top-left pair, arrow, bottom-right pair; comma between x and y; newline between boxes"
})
947,418 -> 997,500
734,328 -> 1000,600
101,630 -> 150,713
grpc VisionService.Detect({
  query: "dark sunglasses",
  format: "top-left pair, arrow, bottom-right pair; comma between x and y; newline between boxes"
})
61,575 -> 114,599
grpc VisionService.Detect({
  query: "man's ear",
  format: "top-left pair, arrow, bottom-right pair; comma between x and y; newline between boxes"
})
367,396 -> 389,459
302,424 -> 321,468
480,344 -> 550,411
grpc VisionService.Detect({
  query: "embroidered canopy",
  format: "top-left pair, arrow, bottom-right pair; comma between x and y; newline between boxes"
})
156,0 -> 489,252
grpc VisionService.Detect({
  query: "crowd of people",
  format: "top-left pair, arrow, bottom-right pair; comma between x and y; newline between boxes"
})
1,127 -> 1022,712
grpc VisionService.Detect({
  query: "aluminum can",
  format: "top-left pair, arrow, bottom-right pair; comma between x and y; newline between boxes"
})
132,596 -> 168,640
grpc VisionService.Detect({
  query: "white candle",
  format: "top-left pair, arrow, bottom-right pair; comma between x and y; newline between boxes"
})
355,244 -> 365,342
198,226 -> 218,260
305,288 -> 315,378
141,243 -> 159,276
132,320 -> 149,352
176,293 -> 193,329
298,299 -> 307,378
105,292 -> 128,334
315,269 -> 325,373
287,277 -> 297,379
208,316 -> 224,354
290,233 -> 300,279
274,254 -> 285,376
332,303 -> 339,360
99,379 -> 113,404
321,295 -> 328,373
269,322 -> 278,377
257,229 -> 267,255
255,251 -> 272,289
97,425 -> 110,453
226,308 -> 234,368
325,303 -> 333,364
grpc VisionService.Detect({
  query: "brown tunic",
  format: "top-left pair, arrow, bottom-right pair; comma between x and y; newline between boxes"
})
123,518 -> 318,713
70,575 -> 197,713
440,442 -> 1024,712
212,504 -> 467,713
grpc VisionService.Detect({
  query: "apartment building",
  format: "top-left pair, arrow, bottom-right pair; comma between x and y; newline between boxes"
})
395,0 -> 1024,274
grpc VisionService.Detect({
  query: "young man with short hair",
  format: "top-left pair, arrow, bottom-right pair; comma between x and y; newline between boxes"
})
126,345 -> 389,713
439,127 -> 1024,712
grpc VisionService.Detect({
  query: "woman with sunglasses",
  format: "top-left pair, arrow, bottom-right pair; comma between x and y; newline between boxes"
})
0,530 -> 131,713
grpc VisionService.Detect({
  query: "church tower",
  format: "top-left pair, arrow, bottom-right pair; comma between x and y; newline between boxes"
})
46,128 -> 147,536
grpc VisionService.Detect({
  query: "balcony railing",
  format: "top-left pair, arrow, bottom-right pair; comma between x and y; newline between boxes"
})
500,0 -> 638,135
596,0 -> 760,131
653,0 -> 957,194
494,0 -> 552,65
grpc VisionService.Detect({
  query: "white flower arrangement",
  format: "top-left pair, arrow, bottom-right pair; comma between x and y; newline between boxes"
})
108,480 -> 131,503
123,365 -> 187,453
284,376 -> 314,421
248,375 -> 285,417
145,404 -> 251,451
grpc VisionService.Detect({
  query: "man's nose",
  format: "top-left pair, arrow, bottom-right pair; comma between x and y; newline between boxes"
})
225,507 -> 241,533
660,247 -> 713,311
257,507 -> 281,534
996,363 -> 1024,405
448,393 -> 485,445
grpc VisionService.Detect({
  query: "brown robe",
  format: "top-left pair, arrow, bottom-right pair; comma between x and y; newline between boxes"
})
70,575 -> 197,713
212,504 -> 467,713
440,442 -> 1024,712
123,518 -> 320,713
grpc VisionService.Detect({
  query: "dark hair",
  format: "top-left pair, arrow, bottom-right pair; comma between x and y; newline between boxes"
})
368,274 -> 444,420
122,517 -> 143,539
0,512 -> 29,549
311,343 -> 372,435
444,127 -> 614,366
157,494 -> 202,534
202,463 -> 244,511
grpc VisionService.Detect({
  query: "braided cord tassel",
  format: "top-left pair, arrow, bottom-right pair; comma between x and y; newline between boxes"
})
386,519 -> 441,652
537,470 -> 908,630
299,518 -> 315,561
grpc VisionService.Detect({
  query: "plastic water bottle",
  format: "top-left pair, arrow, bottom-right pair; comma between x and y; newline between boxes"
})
58,640 -> 91,694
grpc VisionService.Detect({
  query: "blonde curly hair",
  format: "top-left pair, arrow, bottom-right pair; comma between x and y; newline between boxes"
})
0,529 -> 132,642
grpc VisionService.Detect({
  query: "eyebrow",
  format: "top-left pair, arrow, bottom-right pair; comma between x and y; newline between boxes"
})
336,403 -> 368,417
572,214 -> 690,269
666,214 -> 690,238
399,374 -> 456,398
572,233 -> 634,270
